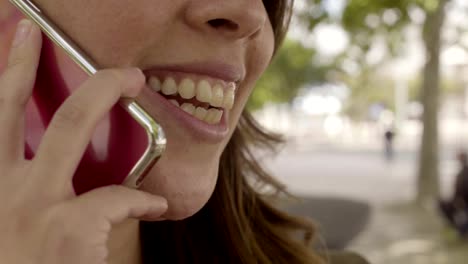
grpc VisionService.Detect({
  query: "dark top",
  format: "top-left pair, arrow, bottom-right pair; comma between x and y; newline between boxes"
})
454,165 -> 468,204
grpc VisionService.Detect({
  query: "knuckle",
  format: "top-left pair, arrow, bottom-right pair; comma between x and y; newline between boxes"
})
100,184 -> 126,196
0,93 -> 26,112
6,55 -> 27,71
6,56 -> 35,79
0,71 -> 33,107
45,211 -> 83,257
94,69 -> 126,94
46,204 -> 90,238
0,87 -> 31,108
51,100 -> 87,130
46,206 -> 73,234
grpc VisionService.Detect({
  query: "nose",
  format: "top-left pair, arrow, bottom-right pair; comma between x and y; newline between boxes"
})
185,0 -> 268,40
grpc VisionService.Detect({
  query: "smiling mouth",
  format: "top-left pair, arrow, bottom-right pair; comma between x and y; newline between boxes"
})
146,75 -> 236,125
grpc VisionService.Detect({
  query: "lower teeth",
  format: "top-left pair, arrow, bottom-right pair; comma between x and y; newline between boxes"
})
168,99 -> 222,124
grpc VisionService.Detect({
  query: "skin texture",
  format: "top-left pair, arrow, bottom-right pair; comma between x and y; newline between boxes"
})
36,0 -> 275,220
0,0 -> 274,263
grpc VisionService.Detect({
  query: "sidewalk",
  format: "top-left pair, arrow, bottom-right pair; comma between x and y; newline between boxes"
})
349,202 -> 468,264
264,137 -> 468,264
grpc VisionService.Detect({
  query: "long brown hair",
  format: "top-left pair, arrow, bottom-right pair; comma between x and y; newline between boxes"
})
140,1 -> 324,263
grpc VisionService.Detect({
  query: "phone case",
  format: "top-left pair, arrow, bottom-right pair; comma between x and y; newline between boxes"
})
10,0 -> 166,194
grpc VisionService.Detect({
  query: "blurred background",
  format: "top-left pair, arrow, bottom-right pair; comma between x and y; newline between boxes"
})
251,0 -> 468,263
2,0 -> 466,263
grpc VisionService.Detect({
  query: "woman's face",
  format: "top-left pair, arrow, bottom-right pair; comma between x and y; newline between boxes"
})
34,0 -> 275,219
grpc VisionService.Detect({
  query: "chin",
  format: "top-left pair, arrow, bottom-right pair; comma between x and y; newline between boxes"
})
139,149 -> 220,220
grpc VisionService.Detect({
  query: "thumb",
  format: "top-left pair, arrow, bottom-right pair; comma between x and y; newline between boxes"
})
70,185 -> 168,223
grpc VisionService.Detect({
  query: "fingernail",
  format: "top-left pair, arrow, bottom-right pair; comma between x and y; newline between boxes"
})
124,68 -> 145,97
12,19 -> 32,47
125,67 -> 143,79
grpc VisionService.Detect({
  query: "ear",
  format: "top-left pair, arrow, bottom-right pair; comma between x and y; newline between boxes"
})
0,0 -> 23,73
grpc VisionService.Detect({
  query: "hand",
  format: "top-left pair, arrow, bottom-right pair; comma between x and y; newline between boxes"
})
0,20 -> 167,264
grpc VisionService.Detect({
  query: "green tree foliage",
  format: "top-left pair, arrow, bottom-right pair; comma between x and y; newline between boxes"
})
302,0 -> 451,203
342,69 -> 395,120
248,40 -> 328,110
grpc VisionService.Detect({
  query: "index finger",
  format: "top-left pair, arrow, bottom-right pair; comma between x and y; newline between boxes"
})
0,20 -> 42,165
31,68 -> 145,197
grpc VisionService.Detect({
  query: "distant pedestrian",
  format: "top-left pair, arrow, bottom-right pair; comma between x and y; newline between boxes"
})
439,151 -> 468,236
383,129 -> 395,161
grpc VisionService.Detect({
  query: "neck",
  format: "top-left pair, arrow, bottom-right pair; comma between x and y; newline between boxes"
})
108,219 -> 142,264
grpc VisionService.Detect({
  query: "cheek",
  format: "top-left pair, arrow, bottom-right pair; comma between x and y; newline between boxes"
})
251,29 -> 276,79
36,0 -> 172,67
227,33 -> 274,131
239,31 -> 275,106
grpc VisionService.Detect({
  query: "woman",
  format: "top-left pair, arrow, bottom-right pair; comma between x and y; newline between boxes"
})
439,151 -> 468,236
0,0 -> 325,263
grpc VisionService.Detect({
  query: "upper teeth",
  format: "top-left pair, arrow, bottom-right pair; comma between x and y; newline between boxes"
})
148,76 -> 235,110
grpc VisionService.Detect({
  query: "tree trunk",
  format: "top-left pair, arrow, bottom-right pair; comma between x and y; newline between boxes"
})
416,0 -> 448,205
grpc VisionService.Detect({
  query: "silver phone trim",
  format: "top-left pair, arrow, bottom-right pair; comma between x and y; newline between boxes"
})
10,0 -> 166,188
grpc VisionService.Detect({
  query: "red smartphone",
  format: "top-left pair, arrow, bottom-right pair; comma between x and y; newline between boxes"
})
10,0 -> 166,194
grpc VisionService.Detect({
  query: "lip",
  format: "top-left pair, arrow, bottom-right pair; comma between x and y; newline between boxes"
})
137,62 -> 242,143
142,61 -> 245,84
